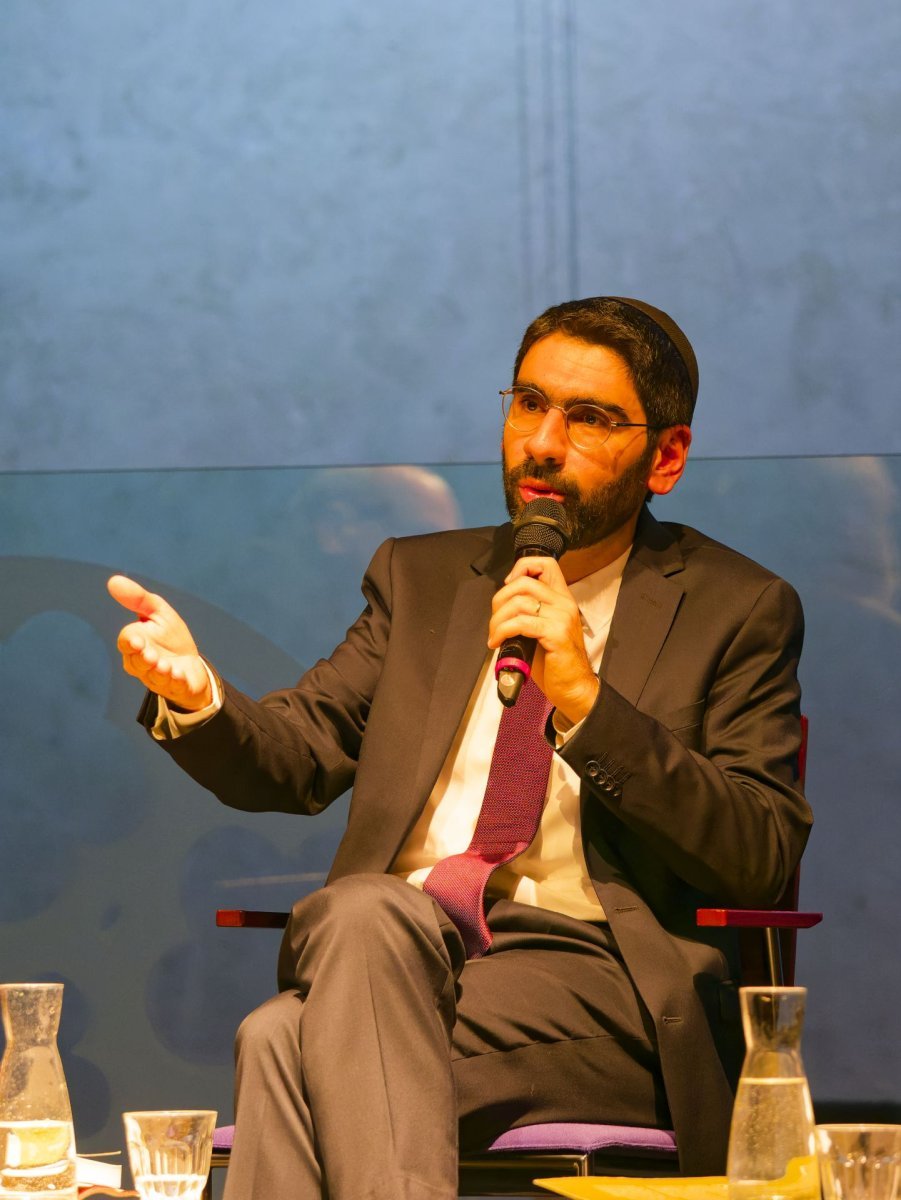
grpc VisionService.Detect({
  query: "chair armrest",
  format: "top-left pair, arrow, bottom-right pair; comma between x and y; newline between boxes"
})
696,908 -> 822,929
216,909 -> 289,929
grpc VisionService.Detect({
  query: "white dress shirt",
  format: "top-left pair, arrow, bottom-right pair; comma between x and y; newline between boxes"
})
393,548 -> 629,921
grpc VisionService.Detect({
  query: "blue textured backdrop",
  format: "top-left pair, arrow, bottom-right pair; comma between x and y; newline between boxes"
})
2,0 -> 900,468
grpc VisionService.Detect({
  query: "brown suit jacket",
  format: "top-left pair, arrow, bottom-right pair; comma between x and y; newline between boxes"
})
145,506 -> 811,1173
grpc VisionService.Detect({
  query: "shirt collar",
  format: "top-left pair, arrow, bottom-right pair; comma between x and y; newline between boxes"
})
567,544 -> 632,639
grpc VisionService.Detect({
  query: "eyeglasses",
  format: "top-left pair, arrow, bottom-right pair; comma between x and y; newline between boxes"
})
500,386 -> 666,455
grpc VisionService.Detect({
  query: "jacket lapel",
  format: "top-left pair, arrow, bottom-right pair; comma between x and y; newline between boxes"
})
601,508 -> 685,707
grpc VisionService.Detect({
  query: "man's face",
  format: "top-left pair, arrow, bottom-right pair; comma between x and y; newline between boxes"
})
502,332 -> 657,550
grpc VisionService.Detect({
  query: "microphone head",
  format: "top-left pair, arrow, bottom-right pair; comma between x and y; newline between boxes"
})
512,497 -> 571,560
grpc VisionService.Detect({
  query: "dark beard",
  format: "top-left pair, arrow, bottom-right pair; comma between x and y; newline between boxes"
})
502,451 -> 653,550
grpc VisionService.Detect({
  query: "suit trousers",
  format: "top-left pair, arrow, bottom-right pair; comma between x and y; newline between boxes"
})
223,873 -> 669,1200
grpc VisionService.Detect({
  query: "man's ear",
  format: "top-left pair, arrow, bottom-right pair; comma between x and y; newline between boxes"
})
646,426 -> 692,497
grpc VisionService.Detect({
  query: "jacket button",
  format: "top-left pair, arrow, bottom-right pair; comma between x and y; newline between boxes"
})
586,761 -> 601,779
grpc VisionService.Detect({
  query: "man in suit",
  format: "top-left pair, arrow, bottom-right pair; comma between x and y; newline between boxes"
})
109,297 -> 811,1198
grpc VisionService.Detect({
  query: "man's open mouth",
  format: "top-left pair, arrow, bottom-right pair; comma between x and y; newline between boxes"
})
518,480 -> 568,505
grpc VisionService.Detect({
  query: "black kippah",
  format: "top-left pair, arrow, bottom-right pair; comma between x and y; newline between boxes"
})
608,296 -> 699,402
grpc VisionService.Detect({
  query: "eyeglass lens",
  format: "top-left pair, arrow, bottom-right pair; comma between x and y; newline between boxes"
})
503,387 -> 614,451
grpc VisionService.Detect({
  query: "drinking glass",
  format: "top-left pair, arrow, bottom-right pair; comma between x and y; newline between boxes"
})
122,1110 -> 216,1200
817,1125 -> 901,1200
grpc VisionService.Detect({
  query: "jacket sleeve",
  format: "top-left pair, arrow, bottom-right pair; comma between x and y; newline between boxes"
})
141,538 -> 397,816
559,575 -> 811,907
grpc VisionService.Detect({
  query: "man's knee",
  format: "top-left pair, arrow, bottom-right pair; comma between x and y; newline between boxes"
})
235,990 -> 303,1071
292,874 -> 438,947
278,873 -> 459,991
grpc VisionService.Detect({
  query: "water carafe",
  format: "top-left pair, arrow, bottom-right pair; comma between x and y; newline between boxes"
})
727,986 -> 818,1200
0,984 -> 76,1198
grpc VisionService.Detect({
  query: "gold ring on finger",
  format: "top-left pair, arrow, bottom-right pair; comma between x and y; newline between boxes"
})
535,601 -> 542,616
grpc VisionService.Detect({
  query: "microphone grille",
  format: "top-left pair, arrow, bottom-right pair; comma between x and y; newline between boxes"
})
513,498 -> 571,558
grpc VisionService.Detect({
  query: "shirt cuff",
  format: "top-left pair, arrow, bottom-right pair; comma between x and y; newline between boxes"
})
552,709 -> 586,749
150,662 -> 222,741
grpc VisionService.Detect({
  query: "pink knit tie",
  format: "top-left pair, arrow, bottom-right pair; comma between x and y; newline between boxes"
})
423,676 -> 553,958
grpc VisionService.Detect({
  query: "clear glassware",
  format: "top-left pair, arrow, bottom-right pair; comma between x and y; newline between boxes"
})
0,983 -> 77,1199
123,1110 -> 216,1200
727,986 -> 819,1200
817,1124 -> 901,1200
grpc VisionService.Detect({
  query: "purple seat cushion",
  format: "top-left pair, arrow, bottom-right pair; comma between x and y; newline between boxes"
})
213,1121 -> 676,1157
486,1122 -> 677,1155
213,1125 -> 235,1151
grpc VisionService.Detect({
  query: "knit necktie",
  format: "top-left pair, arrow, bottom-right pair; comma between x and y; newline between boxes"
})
423,676 -> 553,958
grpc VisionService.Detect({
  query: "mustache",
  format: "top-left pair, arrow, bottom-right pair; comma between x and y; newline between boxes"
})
505,461 -> 581,501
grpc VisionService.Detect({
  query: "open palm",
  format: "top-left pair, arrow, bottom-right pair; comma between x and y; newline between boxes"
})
107,574 -> 213,711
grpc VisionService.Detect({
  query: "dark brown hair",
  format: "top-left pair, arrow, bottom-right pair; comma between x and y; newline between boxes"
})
513,296 -> 698,428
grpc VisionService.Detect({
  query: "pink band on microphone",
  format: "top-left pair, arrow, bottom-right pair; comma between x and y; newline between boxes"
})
495,656 -> 531,680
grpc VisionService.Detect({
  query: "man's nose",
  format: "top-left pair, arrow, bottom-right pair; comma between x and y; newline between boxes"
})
523,406 -> 569,464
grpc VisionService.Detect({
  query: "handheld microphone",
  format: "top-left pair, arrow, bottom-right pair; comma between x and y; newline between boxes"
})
495,497 -> 571,707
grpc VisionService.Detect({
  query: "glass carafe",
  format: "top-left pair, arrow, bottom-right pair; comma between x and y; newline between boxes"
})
727,986 -> 818,1200
0,984 -> 76,1199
